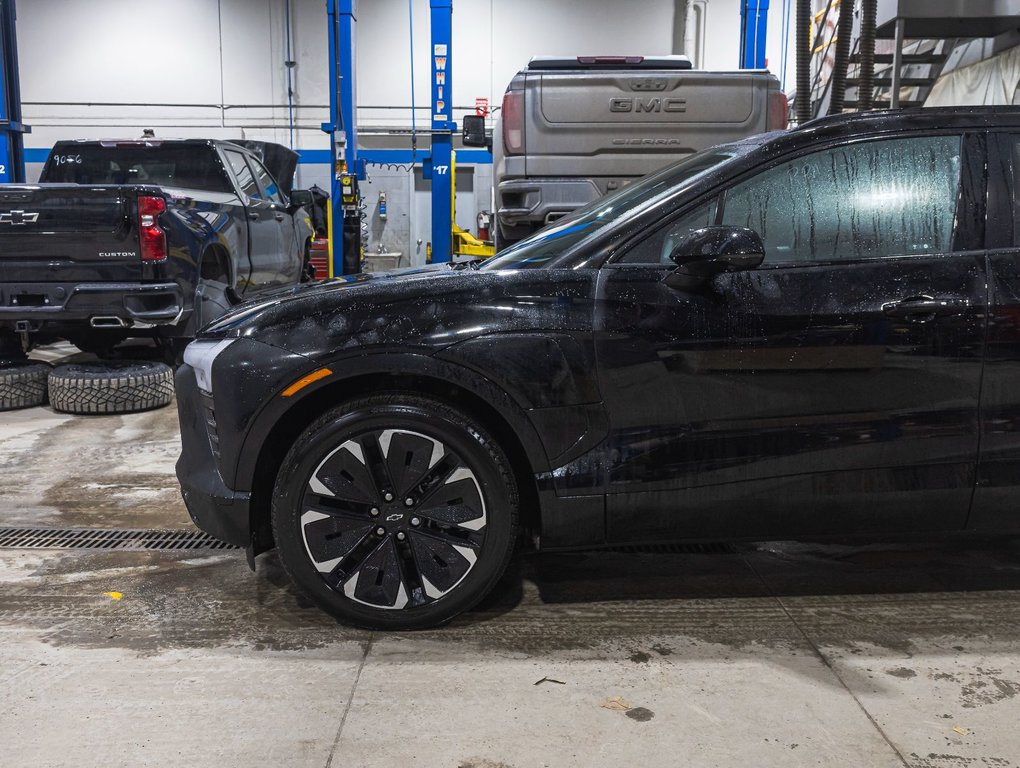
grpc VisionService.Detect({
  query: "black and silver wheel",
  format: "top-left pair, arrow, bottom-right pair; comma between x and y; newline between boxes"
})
272,394 -> 519,630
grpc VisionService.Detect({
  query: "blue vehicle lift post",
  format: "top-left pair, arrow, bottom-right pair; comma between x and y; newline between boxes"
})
740,0 -> 770,69
0,0 -> 28,183
423,0 -> 454,263
323,0 -> 363,276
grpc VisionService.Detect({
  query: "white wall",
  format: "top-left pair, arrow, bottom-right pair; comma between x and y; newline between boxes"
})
19,0 -> 796,147
15,0 -> 796,260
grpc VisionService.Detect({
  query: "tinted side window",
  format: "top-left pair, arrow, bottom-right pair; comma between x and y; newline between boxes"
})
720,135 -> 962,263
250,158 -> 285,205
225,150 -> 262,200
618,199 -> 718,264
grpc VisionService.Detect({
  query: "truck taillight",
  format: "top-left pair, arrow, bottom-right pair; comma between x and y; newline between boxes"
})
768,91 -> 790,130
138,195 -> 167,263
502,91 -> 525,156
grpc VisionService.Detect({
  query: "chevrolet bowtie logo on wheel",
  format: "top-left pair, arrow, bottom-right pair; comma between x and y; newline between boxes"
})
0,210 -> 40,225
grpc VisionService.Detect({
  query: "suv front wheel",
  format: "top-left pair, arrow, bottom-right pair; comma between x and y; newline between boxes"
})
271,393 -> 519,630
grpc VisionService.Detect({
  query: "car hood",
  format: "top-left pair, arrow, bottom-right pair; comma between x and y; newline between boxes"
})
196,261 -> 597,360
201,263 -> 478,338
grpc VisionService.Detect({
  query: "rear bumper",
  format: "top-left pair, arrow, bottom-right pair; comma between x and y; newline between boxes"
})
0,281 -> 185,328
495,177 -> 606,228
174,363 -> 252,548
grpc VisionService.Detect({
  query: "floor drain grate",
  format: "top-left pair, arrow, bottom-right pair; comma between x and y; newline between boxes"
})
0,526 -> 239,551
604,542 -> 737,555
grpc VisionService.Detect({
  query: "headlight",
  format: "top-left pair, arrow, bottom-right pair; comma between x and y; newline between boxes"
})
183,339 -> 236,393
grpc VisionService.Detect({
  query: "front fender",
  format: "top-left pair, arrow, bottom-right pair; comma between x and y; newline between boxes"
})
229,350 -> 553,493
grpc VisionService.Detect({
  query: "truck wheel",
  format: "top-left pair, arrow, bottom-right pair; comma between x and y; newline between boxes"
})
271,393 -> 520,630
494,222 -> 535,252
48,360 -> 174,415
0,361 -> 50,411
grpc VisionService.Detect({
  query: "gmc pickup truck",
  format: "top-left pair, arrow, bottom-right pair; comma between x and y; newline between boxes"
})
0,138 -> 313,359
491,55 -> 787,249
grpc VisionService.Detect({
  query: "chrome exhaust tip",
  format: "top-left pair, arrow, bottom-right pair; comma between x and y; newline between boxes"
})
89,316 -> 129,328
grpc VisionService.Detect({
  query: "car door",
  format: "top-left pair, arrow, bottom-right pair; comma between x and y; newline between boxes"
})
594,132 -> 988,543
223,149 -> 277,293
249,156 -> 301,287
971,131 -> 1020,532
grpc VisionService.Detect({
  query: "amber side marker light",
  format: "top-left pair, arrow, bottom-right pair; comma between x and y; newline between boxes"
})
281,367 -> 333,397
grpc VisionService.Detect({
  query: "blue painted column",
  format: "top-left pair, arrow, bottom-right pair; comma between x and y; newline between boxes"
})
0,0 -> 28,183
740,0 -> 770,69
322,0 -> 362,276
425,0 -> 454,263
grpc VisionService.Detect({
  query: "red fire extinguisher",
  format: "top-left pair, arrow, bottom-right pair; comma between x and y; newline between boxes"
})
477,210 -> 492,242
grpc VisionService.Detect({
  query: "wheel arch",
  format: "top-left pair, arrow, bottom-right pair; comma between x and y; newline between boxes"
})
245,363 -> 546,557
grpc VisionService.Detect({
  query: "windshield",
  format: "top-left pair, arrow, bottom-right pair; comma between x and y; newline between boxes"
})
480,142 -> 754,270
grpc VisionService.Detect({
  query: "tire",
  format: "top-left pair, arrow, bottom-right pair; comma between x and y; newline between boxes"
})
272,393 -> 519,630
494,221 -> 535,253
48,360 -> 174,414
0,360 -> 50,411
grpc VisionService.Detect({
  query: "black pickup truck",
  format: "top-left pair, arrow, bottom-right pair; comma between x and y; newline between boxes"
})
0,138 -> 314,358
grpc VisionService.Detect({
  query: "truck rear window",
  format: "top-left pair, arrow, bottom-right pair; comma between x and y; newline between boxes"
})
44,145 -> 233,193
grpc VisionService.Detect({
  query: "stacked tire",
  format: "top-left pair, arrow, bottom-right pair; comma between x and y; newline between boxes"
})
0,359 -> 174,414
48,361 -> 174,415
0,360 -> 51,411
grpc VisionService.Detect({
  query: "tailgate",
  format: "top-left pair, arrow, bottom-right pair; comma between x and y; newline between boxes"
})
529,71 -> 772,177
0,185 -> 140,283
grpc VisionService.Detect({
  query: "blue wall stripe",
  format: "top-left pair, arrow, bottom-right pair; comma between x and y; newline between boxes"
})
25,147 -> 493,166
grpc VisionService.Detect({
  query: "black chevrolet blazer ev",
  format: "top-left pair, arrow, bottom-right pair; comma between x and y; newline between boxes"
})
177,107 -> 1020,629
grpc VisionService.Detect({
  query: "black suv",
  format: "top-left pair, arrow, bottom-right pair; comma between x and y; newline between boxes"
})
177,107 -> 1020,630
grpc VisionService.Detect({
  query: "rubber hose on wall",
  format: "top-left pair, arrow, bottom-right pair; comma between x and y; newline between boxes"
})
796,0 -> 812,124
828,0 -> 855,114
858,0 -> 877,110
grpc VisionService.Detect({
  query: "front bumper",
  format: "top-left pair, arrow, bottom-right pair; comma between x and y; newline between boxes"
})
175,363 -> 251,548
0,281 -> 184,327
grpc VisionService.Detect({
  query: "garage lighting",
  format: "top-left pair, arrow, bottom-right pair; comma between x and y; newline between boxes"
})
183,339 -> 236,393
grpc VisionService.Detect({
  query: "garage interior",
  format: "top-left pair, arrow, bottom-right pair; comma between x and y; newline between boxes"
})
3,1 -> 1020,767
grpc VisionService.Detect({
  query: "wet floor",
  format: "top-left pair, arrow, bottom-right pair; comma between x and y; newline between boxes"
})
1,397 -> 1019,767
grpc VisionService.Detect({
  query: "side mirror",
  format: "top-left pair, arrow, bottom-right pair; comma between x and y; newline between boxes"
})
289,188 -> 314,212
462,115 -> 490,150
665,225 -> 765,289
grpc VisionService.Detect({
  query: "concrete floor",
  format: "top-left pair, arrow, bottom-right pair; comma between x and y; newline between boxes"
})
2,390 -> 1020,767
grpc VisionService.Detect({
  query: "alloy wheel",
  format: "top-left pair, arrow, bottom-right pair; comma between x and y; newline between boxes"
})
298,428 -> 487,610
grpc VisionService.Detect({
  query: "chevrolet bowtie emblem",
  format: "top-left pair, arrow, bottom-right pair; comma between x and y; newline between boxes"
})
0,210 -> 40,225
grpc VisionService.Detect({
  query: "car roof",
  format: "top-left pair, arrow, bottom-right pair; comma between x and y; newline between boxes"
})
51,138 -> 264,154
795,106 -> 1020,135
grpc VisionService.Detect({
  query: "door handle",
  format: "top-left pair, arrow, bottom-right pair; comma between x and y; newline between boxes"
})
274,212 -> 285,221
882,295 -> 967,322
247,212 -> 260,221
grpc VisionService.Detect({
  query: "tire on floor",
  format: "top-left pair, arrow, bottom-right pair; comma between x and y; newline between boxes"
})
0,360 -> 50,411
48,360 -> 174,414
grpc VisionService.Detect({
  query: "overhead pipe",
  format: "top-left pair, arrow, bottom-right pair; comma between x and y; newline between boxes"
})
827,0 -> 855,114
795,0 -> 812,123
857,0 -> 877,110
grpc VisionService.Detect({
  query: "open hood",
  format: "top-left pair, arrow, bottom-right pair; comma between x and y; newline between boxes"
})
232,140 -> 299,196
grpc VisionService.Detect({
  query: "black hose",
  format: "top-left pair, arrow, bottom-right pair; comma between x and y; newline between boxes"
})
858,0 -> 877,110
828,0 -> 855,114
796,0 -> 812,123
